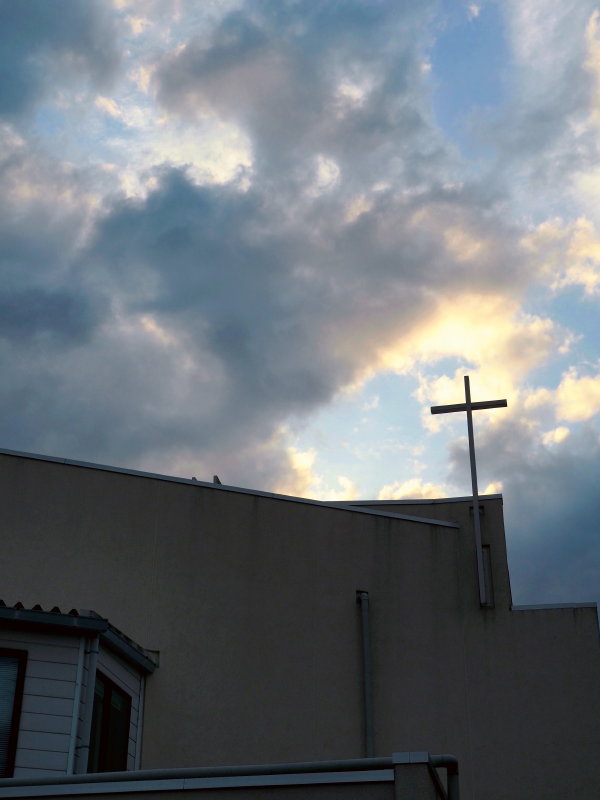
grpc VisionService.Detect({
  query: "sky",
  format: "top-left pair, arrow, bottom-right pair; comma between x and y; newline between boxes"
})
1,0 -> 599,608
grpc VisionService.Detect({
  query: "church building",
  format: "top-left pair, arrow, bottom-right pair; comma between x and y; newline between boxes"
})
0,446 -> 597,800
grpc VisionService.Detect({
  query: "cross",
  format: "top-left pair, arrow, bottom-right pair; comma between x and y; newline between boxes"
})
431,376 -> 507,606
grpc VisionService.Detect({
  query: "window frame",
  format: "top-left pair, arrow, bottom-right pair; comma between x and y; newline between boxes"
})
0,647 -> 28,778
87,670 -> 132,773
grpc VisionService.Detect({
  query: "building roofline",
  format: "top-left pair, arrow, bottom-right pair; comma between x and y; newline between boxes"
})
511,602 -> 597,611
0,752 -> 455,797
0,604 -> 157,673
0,447 -> 459,529
332,495 -> 503,506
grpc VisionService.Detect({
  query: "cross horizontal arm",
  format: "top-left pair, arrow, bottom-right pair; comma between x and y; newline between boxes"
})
431,399 -> 507,415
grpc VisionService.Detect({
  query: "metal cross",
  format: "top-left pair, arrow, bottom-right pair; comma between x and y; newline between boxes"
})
431,376 -> 507,606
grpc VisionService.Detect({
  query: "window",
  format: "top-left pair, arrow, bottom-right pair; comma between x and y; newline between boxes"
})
0,648 -> 27,778
87,672 -> 132,773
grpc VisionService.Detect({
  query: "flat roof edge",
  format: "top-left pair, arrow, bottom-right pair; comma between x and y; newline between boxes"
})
0,771 -> 395,797
0,753 -> 453,795
0,447 -> 458,528
327,506 -> 459,528
0,758 -> 399,796
512,602 -> 598,611
334,494 -> 503,506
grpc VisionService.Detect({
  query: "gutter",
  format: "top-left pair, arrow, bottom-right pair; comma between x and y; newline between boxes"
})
0,753 -> 458,799
0,607 -> 157,674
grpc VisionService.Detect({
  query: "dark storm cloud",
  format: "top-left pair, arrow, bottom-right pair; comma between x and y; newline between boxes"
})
0,288 -> 99,342
0,130 -> 107,342
448,419 -> 600,606
0,0 -> 527,479
86,168 -> 402,423
1,0 -> 483,482
31,154 -> 518,485
0,0 -> 119,118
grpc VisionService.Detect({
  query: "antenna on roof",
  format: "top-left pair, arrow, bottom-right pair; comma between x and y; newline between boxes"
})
213,475 -> 222,485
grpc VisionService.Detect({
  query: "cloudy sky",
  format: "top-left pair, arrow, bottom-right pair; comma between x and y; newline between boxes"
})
1,0 -> 599,607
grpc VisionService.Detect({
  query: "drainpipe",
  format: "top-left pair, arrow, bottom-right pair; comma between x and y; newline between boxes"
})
75,635 -> 99,773
67,638 -> 85,774
134,675 -> 146,769
356,591 -> 374,757
429,754 -> 459,800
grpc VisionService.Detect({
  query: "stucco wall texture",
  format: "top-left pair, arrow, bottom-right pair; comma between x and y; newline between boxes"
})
0,451 -> 598,800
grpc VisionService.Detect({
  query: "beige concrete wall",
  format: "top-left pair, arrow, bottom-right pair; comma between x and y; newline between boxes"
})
0,452 -> 598,800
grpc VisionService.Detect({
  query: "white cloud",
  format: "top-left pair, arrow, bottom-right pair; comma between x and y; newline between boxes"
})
377,294 -> 564,417
362,395 -> 380,412
585,10 -> 600,125
139,314 -> 176,346
506,0 -> 592,89
94,103 -> 253,196
315,155 -> 340,191
555,367 -> 600,421
126,15 -> 152,36
523,216 -> 600,295
542,426 -> 570,445
378,477 -> 448,500
482,480 -> 503,494
282,446 -> 358,501
523,387 -> 554,410
95,95 -> 124,119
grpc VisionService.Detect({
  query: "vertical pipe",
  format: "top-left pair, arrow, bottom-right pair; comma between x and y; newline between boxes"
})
75,636 -> 99,773
356,591 -> 374,757
429,754 -> 460,800
447,768 -> 460,800
464,376 -> 487,606
67,637 -> 86,774
134,675 -> 146,769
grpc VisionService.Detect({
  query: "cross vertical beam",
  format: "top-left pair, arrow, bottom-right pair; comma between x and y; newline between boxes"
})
431,376 -> 507,606
464,376 -> 485,606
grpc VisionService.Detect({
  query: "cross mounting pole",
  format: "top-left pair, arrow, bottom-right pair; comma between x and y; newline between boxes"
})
431,376 -> 507,607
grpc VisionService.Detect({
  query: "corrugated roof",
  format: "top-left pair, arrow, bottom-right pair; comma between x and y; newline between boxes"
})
0,601 -> 158,673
